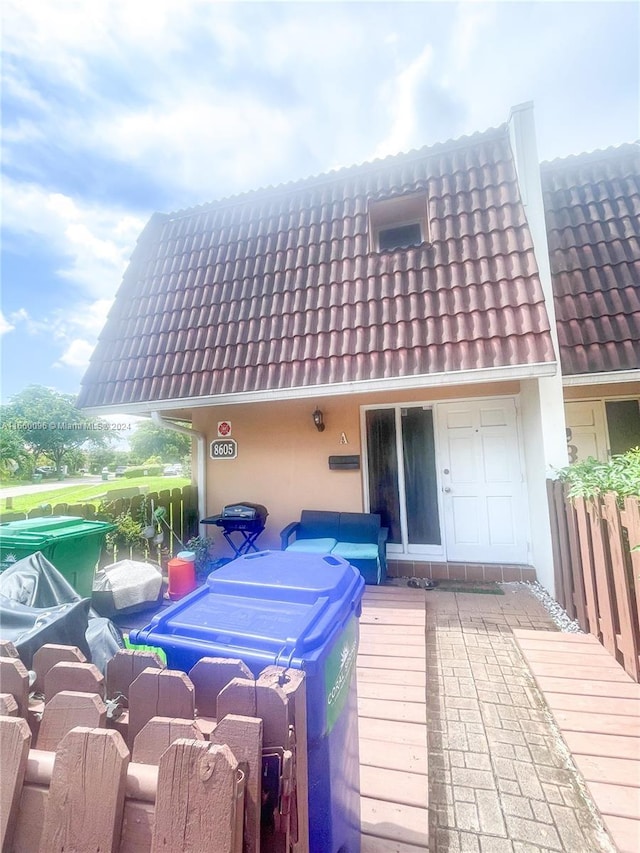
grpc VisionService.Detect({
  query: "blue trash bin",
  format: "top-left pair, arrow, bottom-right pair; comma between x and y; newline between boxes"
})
129,549 -> 365,852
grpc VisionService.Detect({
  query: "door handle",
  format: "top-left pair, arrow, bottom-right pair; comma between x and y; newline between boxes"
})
443,487 -> 451,493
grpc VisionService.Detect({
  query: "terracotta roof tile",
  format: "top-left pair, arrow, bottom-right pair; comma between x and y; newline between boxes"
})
542,144 -> 640,376
78,127 -> 555,409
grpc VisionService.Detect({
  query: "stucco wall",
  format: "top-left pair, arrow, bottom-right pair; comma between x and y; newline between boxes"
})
563,381 -> 640,400
191,380 -> 520,558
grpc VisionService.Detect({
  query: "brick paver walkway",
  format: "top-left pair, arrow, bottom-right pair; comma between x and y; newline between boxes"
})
426,585 -> 617,852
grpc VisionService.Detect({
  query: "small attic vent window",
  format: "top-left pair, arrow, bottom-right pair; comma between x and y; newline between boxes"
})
378,222 -> 422,252
369,191 -> 429,253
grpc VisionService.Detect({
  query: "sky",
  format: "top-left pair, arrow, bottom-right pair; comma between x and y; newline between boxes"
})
1,0 -> 638,409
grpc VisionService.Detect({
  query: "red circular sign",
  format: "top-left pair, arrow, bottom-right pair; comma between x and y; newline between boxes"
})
218,421 -> 231,436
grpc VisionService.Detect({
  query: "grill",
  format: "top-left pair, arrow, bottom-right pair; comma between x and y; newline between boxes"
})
202,502 -> 269,557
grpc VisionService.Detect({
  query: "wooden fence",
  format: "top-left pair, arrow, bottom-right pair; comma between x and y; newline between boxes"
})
0,486 -> 200,556
0,640 -> 309,853
547,479 -> 640,682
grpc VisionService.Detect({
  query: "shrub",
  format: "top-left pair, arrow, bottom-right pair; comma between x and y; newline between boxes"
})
105,512 -> 148,556
186,535 -> 216,581
123,464 -> 163,478
557,447 -> 640,499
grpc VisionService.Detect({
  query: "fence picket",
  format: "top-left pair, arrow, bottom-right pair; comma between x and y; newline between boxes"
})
548,484 -> 640,683
210,715 -> 263,853
0,716 -> 31,851
37,691 -> 107,751
151,741 -> 240,853
586,498 -> 618,658
603,493 -> 640,680
563,482 -> 589,631
574,497 -> 601,641
555,481 -> 575,617
39,727 -> 129,853
547,480 -> 565,610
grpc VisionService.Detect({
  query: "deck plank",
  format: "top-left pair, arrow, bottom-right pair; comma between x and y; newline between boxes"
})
515,627 -> 640,853
359,737 -> 428,775
535,676 -> 640,699
358,642 -> 426,659
357,680 -> 425,704
587,782 -> 640,821
563,731 -> 640,760
550,709 -> 640,738
359,717 -> 427,748
361,833 -> 429,852
360,766 -> 428,809
543,692 -> 640,717
521,662 -> 632,682
358,588 -> 428,848
357,654 -> 426,673
572,753 -> 640,787
600,815 -> 640,853
360,797 -> 429,848
357,667 -> 426,687
358,697 -> 427,725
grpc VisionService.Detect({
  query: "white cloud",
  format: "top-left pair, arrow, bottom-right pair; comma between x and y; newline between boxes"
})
451,1 -> 494,75
55,338 -> 96,369
98,95 -> 297,196
373,45 -> 434,159
8,299 -> 114,373
0,311 -> 15,336
1,179 -> 145,299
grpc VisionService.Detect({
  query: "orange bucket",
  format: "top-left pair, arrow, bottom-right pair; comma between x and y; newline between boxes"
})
167,553 -> 197,600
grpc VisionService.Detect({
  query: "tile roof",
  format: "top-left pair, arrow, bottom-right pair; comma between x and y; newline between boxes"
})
542,143 -> 640,376
78,126 -> 555,410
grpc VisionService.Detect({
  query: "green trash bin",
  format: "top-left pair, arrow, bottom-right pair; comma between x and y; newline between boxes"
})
0,516 -> 115,597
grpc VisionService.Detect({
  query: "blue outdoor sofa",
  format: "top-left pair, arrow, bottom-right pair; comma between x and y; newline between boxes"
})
280,510 -> 388,585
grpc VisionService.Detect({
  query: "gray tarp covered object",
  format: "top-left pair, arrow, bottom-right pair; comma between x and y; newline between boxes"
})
0,551 -> 123,670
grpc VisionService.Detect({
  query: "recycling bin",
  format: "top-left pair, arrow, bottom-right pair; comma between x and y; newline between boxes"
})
0,516 -> 115,597
130,549 -> 365,852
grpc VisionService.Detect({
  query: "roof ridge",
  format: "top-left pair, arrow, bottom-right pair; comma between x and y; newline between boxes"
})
164,124 -> 509,222
541,142 -> 640,171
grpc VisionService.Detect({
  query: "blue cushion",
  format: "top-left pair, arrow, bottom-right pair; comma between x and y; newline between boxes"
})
286,538 -> 338,554
331,542 -> 379,561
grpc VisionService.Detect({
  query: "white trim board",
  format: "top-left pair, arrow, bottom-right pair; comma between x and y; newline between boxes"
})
81,361 -> 557,415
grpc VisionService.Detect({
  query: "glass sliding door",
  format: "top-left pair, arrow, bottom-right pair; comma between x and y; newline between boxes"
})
365,406 -> 442,554
365,409 -> 401,544
401,407 -> 441,547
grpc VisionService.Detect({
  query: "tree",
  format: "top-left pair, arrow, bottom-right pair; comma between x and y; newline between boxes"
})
0,427 -> 29,477
129,421 -> 192,464
1,385 -> 112,474
86,447 -> 130,474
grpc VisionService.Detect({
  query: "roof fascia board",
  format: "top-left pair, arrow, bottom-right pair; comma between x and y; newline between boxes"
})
81,361 -> 557,416
562,370 -> 640,387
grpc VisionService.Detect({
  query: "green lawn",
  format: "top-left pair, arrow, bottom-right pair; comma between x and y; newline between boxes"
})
2,477 -> 191,514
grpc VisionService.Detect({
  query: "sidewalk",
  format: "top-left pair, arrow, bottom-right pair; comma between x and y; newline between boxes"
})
0,477 -> 101,499
358,582 -> 622,852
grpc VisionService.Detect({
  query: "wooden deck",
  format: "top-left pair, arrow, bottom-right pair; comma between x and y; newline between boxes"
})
514,629 -> 640,853
358,585 -> 428,851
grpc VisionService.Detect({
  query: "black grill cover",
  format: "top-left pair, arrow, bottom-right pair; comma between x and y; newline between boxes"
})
221,503 -> 268,522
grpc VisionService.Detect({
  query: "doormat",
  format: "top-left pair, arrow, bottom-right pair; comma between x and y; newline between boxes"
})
433,580 -> 505,595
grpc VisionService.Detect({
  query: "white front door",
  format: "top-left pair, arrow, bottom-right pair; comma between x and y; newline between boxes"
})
437,399 -> 528,564
564,401 -> 608,462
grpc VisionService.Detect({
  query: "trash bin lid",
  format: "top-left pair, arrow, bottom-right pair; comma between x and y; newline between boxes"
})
0,516 -> 114,538
2,516 -> 87,532
133,550 -> 365,669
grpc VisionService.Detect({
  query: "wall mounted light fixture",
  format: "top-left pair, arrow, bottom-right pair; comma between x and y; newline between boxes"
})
312,408 -> 325,432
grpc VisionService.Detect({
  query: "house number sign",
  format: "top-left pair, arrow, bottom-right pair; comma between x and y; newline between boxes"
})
210,439 -> 238,460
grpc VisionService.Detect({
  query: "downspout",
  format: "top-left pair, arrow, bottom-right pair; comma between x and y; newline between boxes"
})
151,412 -> 206,534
